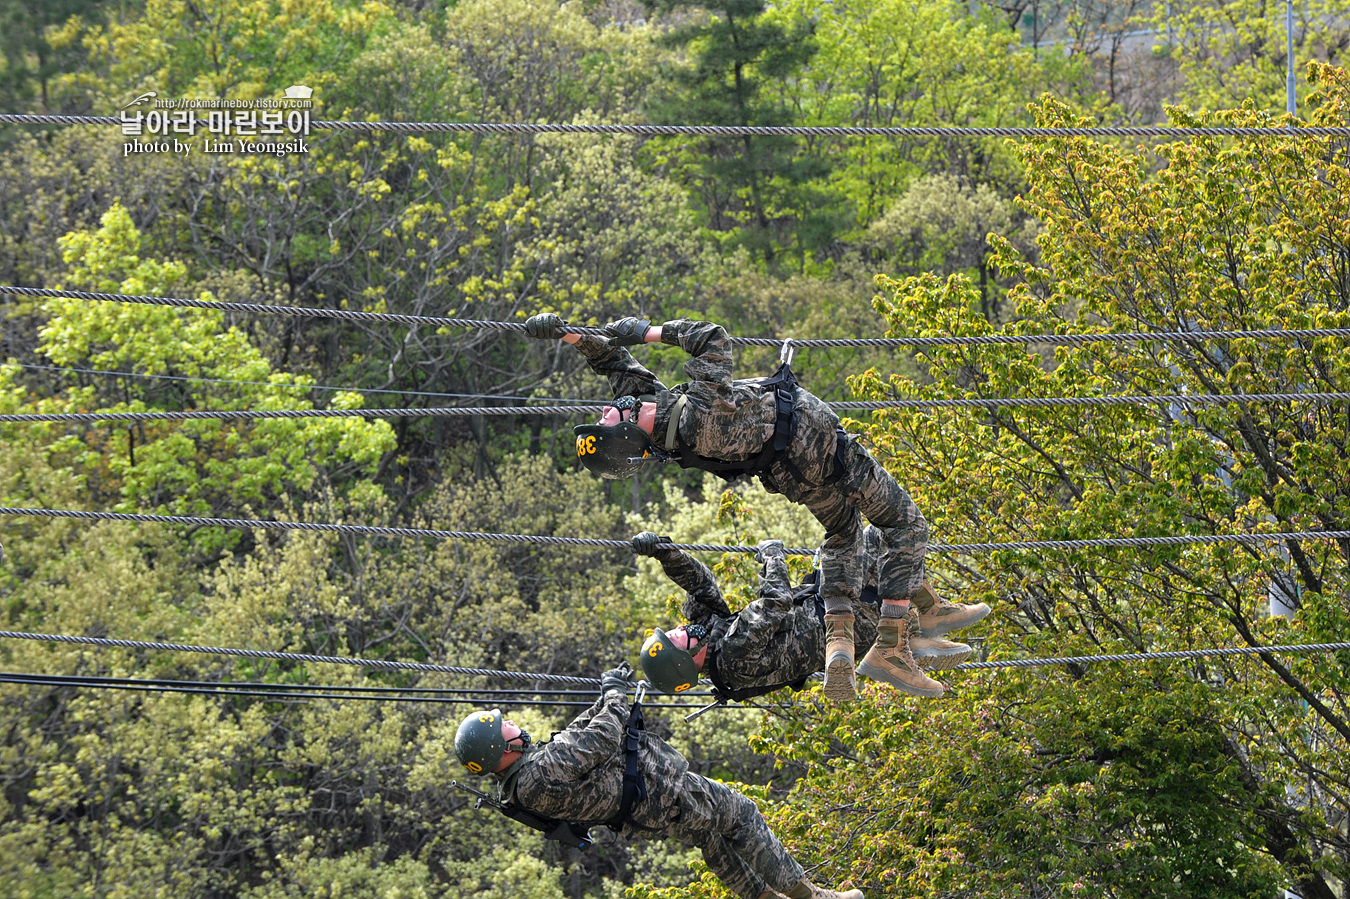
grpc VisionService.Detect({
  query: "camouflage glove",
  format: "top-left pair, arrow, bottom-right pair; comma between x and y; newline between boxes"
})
525,312 -> 567,340
600,662 -> 634,696
755,538 -> 786,561
632,532 -> 673,557
604,316 -> 652,347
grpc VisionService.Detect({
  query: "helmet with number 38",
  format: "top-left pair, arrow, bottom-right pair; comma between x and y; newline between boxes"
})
572,422 -> 656,479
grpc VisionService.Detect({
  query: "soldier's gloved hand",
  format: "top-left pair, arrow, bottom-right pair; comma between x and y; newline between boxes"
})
632,532 -> 673,557
525,312 -> 567,340
604,316 -> 652,347
600,662 -> 634,696
755,538 -> 786,561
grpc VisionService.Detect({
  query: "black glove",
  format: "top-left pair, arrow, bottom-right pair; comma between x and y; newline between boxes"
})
632,532 -> 673,557
525,312 -> 567,340
755,538 -> 785,561
600,662 -> 634,695
604,316 -> 652,347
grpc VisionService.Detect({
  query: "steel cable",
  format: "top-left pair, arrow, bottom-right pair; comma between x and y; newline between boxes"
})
0,671 -> 707,708
951,641 -> 1350,670
0,628 -> 601,684
7,285 -> 1350,349
2,113 -> 1348,137
2,506 -> 1349,554
4,391 -> 1350,424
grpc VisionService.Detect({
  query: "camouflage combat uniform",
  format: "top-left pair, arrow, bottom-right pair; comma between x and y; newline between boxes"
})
573,318 -> 930,615
495,690 -> 805,899
652,541 -> 879,697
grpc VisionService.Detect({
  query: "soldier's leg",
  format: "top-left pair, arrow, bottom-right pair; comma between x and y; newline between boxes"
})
668,773 -> 805,899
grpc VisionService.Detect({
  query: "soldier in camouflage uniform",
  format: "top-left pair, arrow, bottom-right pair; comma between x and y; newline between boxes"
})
526,312 -> 989,701
634,533 -> 978,701
453,671 -> 864,899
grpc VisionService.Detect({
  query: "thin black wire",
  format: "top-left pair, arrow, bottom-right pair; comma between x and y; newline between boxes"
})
0,672 -> 703,708
1,361 -> 596,405
5,391 -> 1350,424
3,506 -> 1350,555
2,113 -> 1347,137
8,285 -> 1350,348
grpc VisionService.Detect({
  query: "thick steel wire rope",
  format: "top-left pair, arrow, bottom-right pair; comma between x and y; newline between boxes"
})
2,361 -> 602,405
3,506 -> 1350,554
0,672 -> 710,698
2,114 -> 1349,137
3,635 -> 1347,684
7,285 -> 1350,349
951,641 -> 1350,670
0,672 -> 702,708
0,628 -> 600,685
5,391 -> 1350,424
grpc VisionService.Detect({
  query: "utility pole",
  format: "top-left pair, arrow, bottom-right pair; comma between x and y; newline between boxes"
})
1286,0 -> 1297,116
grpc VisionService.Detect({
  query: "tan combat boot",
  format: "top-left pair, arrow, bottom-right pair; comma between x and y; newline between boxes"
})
856,610 -> 944,699
821,613 -> 857,702
913,581 -> 991,637
786,878 -> 865,899
908,610 -> 973,671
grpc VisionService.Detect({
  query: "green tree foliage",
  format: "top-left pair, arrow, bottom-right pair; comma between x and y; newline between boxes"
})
755,61 -> 1350,898
3,0 -> 1350,896
2,204 -> 395,539
641,0 -> 842,264
1150,0 -> 1350,112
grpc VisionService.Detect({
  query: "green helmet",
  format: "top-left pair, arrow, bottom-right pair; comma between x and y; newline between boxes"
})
640,627 -> 700,694
454,708 -> 507,775
573,422 -> 657,479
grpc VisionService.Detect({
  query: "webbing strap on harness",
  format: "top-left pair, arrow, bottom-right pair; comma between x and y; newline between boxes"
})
606,682 -> 649,833
670,361 -> 798,480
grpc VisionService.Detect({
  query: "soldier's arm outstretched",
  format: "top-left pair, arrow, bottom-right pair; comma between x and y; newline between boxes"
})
531,691 -> 629,780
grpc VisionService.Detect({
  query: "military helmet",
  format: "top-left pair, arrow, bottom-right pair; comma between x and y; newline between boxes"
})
454,708 -> 507,775
639,626 -> 700,694
573,422 -> 657,479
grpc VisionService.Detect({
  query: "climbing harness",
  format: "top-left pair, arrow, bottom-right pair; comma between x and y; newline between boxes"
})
666,338 -> 804,482
606,680 -> 650,834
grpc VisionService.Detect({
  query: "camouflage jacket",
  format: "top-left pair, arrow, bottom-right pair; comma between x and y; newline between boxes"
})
573,319 -> 841,485
656,544 -> 824,696
496,691 -> 688,831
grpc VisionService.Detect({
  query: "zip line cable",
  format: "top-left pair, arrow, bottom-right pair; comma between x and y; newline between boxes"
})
4,391 -> 1350,425
3,506 -> 1349,555
0,672 -> 703,708
7,285 -> 1350,349
2,113 -> 1348,138
1,361 -> 599,405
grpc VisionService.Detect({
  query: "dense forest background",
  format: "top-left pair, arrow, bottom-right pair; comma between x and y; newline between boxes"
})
2,0 -> 1349,896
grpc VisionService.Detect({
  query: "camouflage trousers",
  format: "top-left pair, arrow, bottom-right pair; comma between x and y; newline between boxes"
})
661,771 -> 805,899
773,432 -> 929,616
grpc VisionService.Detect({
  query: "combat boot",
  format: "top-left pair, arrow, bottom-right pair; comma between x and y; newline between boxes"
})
786,878 -> 865,899
908,611 -> 973,670
821,613 -> 857,702
913,581 -> 990,637
857,610 -> 944,699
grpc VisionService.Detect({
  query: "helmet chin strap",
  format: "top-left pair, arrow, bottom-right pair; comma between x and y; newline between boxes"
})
609,395 -> 640,422
509,730 -> 532,752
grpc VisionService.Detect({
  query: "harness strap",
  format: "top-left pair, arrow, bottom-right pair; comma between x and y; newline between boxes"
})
704,645 -> 808,703
665,395 -> 688,452
606,697 -> 648,833
670,362 -> 798,480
